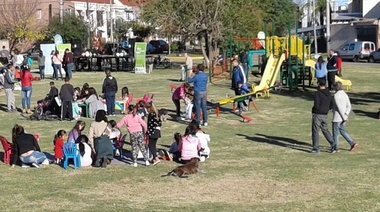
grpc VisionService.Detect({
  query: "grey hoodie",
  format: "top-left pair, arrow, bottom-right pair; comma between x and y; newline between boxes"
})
3,70 -> 15,89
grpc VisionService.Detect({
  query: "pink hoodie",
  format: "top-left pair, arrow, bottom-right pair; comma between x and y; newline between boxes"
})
172,84 -> 186,100
117,114 -> 147,134
179,135 -> 201,161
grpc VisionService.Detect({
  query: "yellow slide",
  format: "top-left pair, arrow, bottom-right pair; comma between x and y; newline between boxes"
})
218,53 -> 285,105
305,60 -> 352,90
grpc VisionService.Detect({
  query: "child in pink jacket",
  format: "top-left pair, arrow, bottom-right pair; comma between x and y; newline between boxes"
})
172,83 -> 190,121
117,105 -> 149,167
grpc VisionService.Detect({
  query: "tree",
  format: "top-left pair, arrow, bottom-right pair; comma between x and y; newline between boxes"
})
45,15 -> 88,44
0,0 -> 45,51
142,0 -> 297,67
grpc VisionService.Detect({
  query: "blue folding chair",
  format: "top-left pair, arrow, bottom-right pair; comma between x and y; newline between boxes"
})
63,142 -> 81,170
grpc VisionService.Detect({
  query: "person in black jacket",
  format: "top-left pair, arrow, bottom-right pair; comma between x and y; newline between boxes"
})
46,81 -> 60,115
60,77 -> 74,120
326,49 -> 337,90
311,79 -> 334,154
102,70 -> 118,116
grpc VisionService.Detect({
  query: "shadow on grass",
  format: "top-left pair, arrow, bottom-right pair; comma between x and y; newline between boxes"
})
349,92 -> 380,106
353,109 -> 379,119
272,87 -> 316,102
0,104 -> 21,113
236,133 -> 311,153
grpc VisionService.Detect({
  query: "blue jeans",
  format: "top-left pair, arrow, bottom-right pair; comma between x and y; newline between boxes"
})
39,66 -> 45,79
332,122 -> 354,150
105,91 -> 116,115
21,87 -> 32,109
194,91 -> 208,123
20,151 -> 46,165
53,64 -> 62,80
65,63 -> 74,80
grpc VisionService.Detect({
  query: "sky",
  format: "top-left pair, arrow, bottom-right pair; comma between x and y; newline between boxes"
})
295,0 -> 349,6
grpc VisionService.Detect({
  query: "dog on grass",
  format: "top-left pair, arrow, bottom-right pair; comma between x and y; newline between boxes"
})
158,109 -> 169,122
161,158 -> 200,178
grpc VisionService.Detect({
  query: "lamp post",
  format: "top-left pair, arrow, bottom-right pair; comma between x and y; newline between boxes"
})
326,0 -> 331,52
86,0 -> 91,49
110,0 -> 114,43
313,0 -> 318,53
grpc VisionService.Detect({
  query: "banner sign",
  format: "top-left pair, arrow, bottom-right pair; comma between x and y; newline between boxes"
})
134,42 -> 147,74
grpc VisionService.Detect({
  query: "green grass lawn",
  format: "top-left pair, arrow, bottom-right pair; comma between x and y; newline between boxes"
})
0,64 -> 379,211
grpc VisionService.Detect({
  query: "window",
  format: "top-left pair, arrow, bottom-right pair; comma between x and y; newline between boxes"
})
349,44 -> 355,51
36,9 -> 42,20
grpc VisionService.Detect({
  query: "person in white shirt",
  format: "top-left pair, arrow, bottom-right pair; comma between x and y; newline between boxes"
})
332,82 -> 358,152
76,135 -> 93,167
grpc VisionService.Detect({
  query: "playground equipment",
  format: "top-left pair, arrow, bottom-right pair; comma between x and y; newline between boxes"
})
304,60 -> 352,90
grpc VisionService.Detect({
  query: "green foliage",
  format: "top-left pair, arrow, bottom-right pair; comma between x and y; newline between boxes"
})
114,20 -> 153,41
45,15 -> 88,43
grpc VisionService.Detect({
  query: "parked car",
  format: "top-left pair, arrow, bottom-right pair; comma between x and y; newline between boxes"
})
368,48 -> 380,63
336,41 -> 376,62
21,48 -> 41,60
148,40 -> 169,54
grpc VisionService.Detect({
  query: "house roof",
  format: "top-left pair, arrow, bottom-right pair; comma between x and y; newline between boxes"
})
67,0 -> 114,4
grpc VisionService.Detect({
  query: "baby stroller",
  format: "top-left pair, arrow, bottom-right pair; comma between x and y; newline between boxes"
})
30,98 -> 61,121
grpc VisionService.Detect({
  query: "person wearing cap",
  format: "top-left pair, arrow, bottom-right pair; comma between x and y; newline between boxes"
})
314,55 -> 327,84
20,64 -> 33,114
311,78 -> 334,154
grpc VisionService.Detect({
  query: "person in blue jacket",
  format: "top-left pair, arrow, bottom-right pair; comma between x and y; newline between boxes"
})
231,59 -> 247,93
314,55 -> 327,84
187,64 -> 208,126
236,81 -> 252,115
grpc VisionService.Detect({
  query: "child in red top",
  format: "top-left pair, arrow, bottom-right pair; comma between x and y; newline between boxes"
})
54,130 -> 67,164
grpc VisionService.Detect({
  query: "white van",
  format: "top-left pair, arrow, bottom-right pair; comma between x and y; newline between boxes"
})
337,41 -> 376,62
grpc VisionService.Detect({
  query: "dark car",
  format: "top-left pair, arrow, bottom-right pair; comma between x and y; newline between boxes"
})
21,48 -> 40,61
148,40 -> 169,54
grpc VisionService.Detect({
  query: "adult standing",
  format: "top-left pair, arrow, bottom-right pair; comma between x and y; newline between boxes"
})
311,79 -> 334,154
147,102 -> 162,165
52,50 -> 63,80
12,49 -> 24,68
37,52 -> 45,80
327,49 -> 337,90
63,48 -> 74,80
172,82 -> 191,121
102,70 -> 118,116
60,77 -> 74,121
3,64 -> 17,112
11,124 -> 48,168
181,53 -> 193,81
314,56 -> 327,83
188,64 -> 208,126
20,65 -> 33,114
231,59 -> 247,91
332,82 -> 358,152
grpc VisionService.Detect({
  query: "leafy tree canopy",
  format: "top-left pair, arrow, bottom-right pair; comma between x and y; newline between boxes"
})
45,15 -> 88,44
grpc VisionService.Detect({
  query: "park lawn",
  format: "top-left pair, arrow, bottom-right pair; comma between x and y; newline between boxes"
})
0,64 -> 379,211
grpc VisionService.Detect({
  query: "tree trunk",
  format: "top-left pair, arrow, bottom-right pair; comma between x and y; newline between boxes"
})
200,35 -> 210,66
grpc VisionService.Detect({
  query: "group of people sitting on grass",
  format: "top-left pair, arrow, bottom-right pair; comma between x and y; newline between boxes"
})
10,99 -> 211,168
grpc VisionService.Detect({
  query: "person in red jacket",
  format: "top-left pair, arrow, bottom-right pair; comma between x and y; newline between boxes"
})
20,65 -> 33,114
54,130 -> 67,164
335,52 -> 343,77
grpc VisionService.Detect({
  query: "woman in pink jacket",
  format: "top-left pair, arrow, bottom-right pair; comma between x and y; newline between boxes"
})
172,82 -> 190,121
117,104 -> 149,167
178,125 -> 201,164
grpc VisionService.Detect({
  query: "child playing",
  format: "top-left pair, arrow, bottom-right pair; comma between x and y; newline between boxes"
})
236,81 -> 252,115
169,132 -> 182,161
54,130 -> 67,164
108,120 -> 122,156
116,104 -> 149,167
184,87 -> 194,120
74,87 -> 81,101
178,125 -> 201,164
189,120 -> 211,162
136,100 -> 148,120
67,120 -> 86,143
120,87 -> 130,113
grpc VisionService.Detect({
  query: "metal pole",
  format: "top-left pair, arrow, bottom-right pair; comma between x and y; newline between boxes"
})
110,0 -> 114,43
326,0 -> 331,52
313,0 -> 318,53
86,0 -> 91,49
307,0 -> 311,27
59,0 -> 64,24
